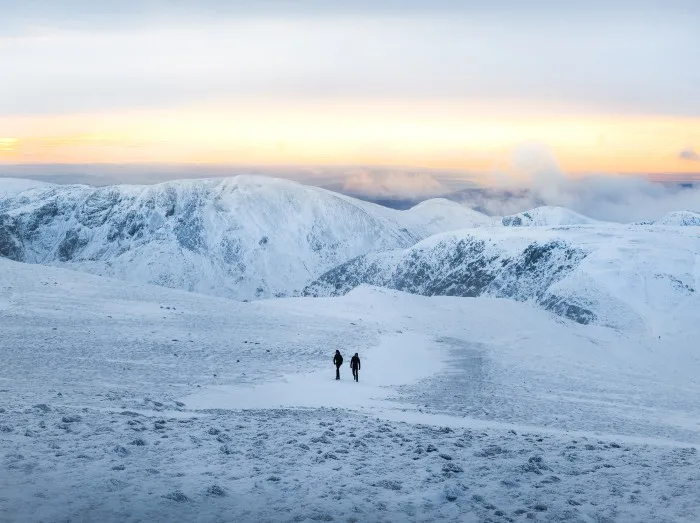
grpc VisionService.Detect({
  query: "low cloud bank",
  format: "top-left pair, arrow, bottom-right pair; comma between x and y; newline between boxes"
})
465,145 -> 700,223
1,153 -> 698,223
341,169 -> 452,199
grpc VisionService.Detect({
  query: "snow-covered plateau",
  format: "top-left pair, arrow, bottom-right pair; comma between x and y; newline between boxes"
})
1,176 -> 699,522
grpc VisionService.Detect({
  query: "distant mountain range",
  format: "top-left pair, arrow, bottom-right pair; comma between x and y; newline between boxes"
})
0,176 -> 489,300
1,176 -> 698,328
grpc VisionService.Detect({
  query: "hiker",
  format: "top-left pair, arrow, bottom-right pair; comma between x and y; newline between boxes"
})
333,350 -> 344,380
350,353 -> 361,382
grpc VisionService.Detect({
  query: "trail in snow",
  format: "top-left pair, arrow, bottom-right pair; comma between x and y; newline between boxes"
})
186,333 -> 446,411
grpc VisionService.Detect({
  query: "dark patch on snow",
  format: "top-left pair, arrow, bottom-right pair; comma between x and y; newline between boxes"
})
57,230 -> 88,261
0,215 -> 24,260
163,491 -> 189,503
113,445 -> 129,457
374,479 -> 402,491
207,484 -> 226,497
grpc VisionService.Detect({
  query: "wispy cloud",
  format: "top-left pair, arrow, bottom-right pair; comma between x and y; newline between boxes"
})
0,138 -> 18,152
473,144 -> 700,222
341,169 -> 452,199
1,3 -> 699,117
679,146 -> 700,162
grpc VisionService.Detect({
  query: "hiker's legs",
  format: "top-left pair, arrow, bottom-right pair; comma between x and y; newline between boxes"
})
336,365 -> 340,380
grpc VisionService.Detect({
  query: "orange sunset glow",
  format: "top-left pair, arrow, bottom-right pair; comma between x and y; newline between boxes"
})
2,101 -> 699,177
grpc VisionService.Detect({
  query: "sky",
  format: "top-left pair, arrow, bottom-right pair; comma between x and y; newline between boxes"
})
1,1 -> 699,191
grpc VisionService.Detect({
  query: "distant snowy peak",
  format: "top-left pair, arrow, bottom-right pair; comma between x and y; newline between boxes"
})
0,177 -> 55,197
0,175 -> 489,300
502,206 -> 597,227
402,198 -> 495,233
653,210 -> 700,226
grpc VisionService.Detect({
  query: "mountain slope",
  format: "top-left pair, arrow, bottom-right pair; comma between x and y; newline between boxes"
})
0,176 -> 490,299
305,225 -> 700,331
653,210 -> 700,226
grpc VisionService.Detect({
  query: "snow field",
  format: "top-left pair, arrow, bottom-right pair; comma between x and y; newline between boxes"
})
1,258 -> 699,521
2,406 -> 698,523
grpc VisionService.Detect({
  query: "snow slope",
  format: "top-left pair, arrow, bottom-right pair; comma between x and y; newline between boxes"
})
0,176 -> 490,300
653,210 -> 700,226
501,206 -> 598,226
305,224 -> 700,333
1,258 -> 699,522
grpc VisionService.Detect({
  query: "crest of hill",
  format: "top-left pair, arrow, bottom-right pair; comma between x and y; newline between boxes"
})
653,210 -> 700,226
0,177 -> 55,197
502,206 -> 598,227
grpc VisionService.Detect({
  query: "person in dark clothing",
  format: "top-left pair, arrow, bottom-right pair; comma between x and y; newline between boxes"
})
333,350 -> 343,380
350,353 -> 361,382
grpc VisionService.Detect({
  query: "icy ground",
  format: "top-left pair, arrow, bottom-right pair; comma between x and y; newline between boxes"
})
1,258 -> 699,522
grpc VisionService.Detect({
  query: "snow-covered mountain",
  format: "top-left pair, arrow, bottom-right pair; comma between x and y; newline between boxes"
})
653,210 -> 700,226
2,175 -> 698,325
0,176 -> 490,299
501,206 -> 598,226
305,225 -> 700,331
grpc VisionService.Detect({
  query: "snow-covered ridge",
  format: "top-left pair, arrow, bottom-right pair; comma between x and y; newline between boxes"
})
0,175 -> 490,300
0,177 -> 54,197
501,206 -> 598,226
652,210 -> 700,226
305,225 -> 700,330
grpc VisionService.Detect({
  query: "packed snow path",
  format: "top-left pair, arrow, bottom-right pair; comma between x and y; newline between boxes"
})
1,258 -> 699,522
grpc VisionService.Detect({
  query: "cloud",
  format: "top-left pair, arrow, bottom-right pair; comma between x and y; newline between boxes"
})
0,164 -> 469,198
679,147 -> 700,162
1,3 -> 699,117
467,144 -> 700,222
0,138 -> 18,153
1,147 -> 698,223
341,169 -> 451,199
